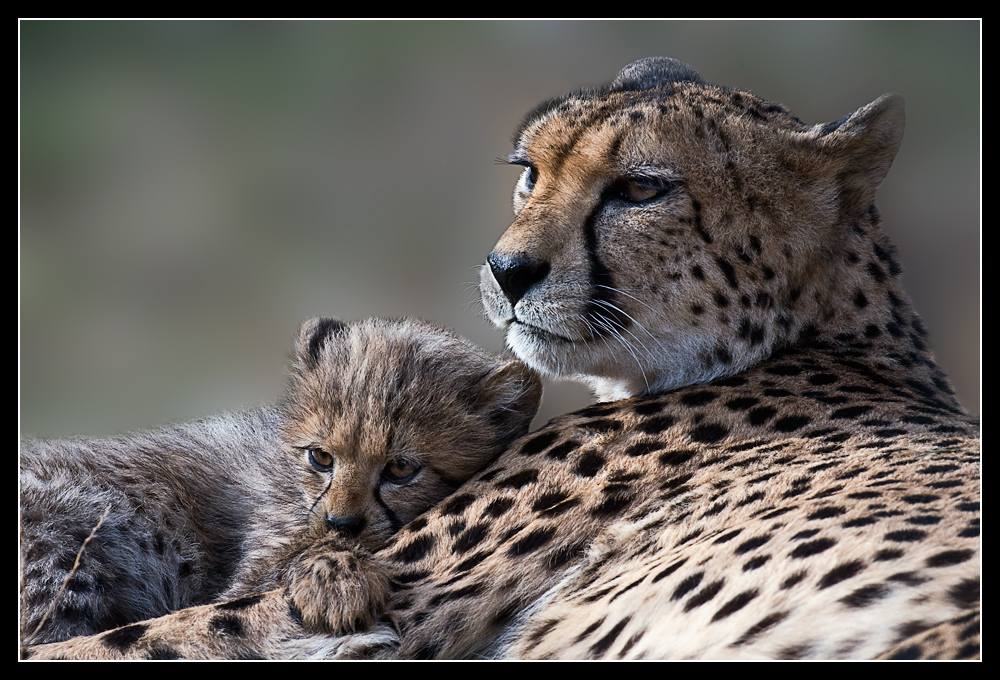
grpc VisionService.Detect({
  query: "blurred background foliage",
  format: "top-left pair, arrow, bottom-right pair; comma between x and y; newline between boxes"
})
20,20 -> 980,436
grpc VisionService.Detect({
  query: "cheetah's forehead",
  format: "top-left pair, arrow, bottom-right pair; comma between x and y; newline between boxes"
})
513,80 -> 806,167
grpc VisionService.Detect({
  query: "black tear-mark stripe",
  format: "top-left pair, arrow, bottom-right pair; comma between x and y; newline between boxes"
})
373,484 -> 405,532
582,203 -> 627,335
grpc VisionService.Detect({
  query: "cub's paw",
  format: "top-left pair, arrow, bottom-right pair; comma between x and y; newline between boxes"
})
287,540 -> 391,634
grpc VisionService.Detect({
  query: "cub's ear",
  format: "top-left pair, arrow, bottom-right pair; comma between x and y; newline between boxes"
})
798,94 -> 905,210
469,359 -> 543,443
295,317 -> 348,369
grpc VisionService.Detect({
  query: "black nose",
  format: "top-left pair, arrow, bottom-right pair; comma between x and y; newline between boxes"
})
327,515 -> 366,537
487,252 -> 550,305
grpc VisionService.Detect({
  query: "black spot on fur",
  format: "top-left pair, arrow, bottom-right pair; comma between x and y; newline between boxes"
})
886,645 -> 922,660
747,406 -> 775,426
452,523 -> 491,554
496,469 -> 539,489
390,533 -> 437,563
925,550 -> 974,568
888,572 -> 929,586
216,594 -> 265,611
671,571 -> 704,600
773,416 -> 810,432
287,598 -> 303,625
818,560 -> 865,588
652,558 -> 688,583
832,405 -> 873,419
840,583 -> 889,608
406,517 -> 429,532
867,261 -> 886,283
507,527 -> 556,556
684,580 -> 725,611
102,624 -> 149,651
713,529 -> 743,544
690,423 -> 729,443
583,418 -> 624,434
623,441 -> 658,457
574,450 -> 606,477
790,537 -> 836,558
885,530 -> 927,542
518,431 -> 559,456
732,611 -> 789,646
546,440 -> 580,460
593,488 -> 636,517
638,414 -> 676,434
589,617 -> 631,657
902,494 -> 939,504
440,494 -> 477,516
209,614 -> 244,636
711,589 -> 758,622
716,257 -> 738,288
743,554 -> 771,571
681,390 -> 718,406
481,497 -> 515,519
145,646 -> 182,660
533,492 -> 580,517
781,571 -> 807,589
726,397 -> 758,411
948,578 -> 980,609
808,506 -> 847,521
734,534 -> 771,554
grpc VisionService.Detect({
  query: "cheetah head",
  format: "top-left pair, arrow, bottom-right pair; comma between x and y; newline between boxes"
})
280,317 -> 541,549
481,57 -> 904,401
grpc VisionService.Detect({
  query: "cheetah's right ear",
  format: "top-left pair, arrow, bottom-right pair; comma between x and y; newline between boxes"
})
295,317 -> 349,370
802,93 -> 905,210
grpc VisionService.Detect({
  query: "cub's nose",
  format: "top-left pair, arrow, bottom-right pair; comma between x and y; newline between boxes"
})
487,252 -> 550,305
327,515 -> 367,538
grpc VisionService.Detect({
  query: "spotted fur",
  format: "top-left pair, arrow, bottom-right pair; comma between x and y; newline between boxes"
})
20,318 -> 540,648
25,58 -> 979,660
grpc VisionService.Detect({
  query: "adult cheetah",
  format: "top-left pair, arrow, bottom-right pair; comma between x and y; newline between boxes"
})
25,57 -> 980,660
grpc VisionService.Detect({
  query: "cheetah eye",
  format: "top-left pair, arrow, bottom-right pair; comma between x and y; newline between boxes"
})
511,159 -> 539,190
305,448 -> 334,473
608,177 -> 679,204
383,459 -> 422,485
527,165 -> 539,188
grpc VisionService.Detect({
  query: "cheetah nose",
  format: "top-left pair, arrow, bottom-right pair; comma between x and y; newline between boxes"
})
487,252 -> 550,305
327,515 -> 367,538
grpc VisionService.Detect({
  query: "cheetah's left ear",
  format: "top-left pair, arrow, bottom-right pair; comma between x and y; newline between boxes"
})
804,94 -> 905,202
294,317 -> 349,370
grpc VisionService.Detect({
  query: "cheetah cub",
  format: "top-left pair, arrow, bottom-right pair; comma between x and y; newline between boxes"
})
20,317 -> 541,645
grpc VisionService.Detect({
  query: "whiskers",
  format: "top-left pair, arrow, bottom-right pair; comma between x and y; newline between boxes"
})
584,284 -> 670,394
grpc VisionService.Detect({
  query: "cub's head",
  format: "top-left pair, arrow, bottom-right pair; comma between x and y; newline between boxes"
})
481,57 -> 905,400
280,317 -> 541,550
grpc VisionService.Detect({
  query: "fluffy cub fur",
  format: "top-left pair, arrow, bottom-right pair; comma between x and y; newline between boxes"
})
20,317 -> 541,645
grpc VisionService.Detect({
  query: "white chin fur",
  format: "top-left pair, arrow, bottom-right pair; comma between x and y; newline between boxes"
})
506,322 -> 753,401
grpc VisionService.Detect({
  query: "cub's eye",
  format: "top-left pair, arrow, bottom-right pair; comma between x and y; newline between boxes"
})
609,177 -> 679,204
383,459 -> 422,485
306,448 -> 334,473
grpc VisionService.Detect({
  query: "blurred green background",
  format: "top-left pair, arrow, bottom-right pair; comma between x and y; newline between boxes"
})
20,20 -> 980,436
